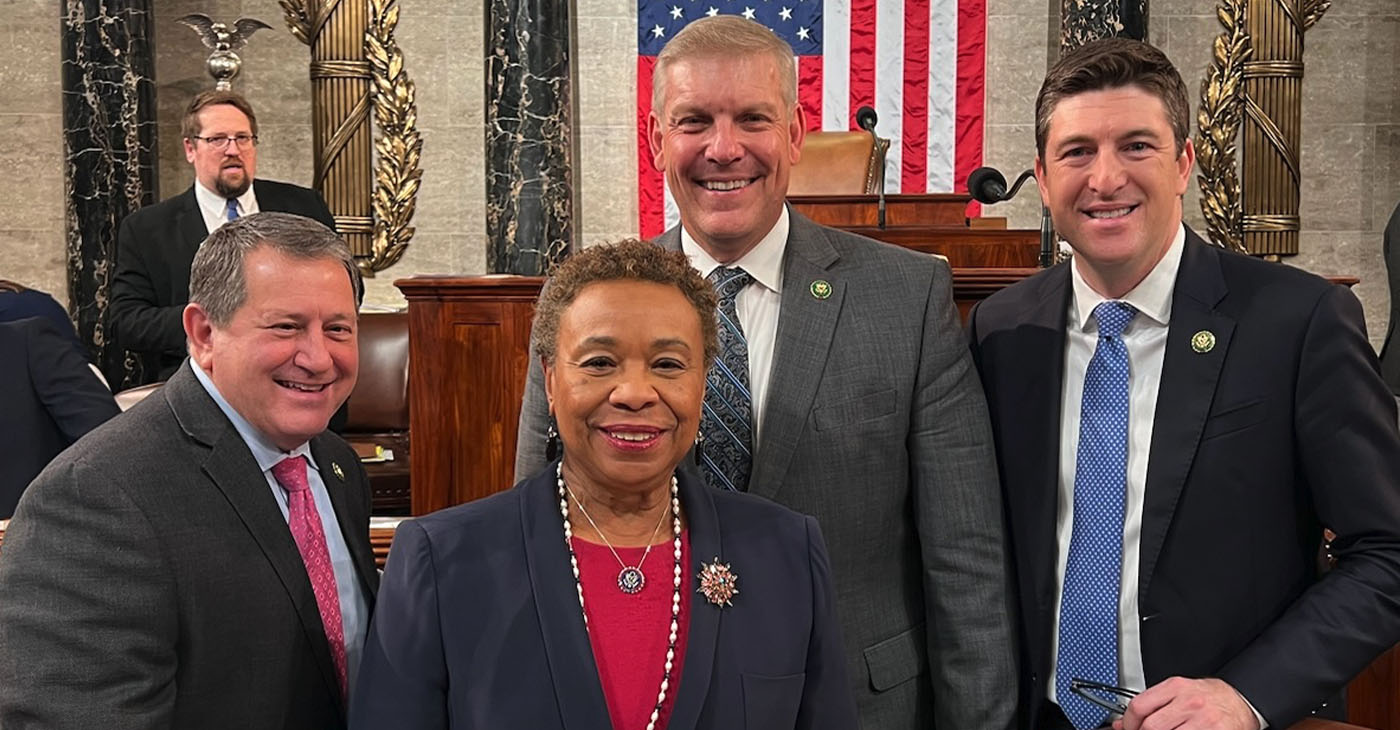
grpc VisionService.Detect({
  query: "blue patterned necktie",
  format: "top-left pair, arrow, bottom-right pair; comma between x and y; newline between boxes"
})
225,197 -> 240,222
1056,300 -> 1137,730
699,266 -> 754,492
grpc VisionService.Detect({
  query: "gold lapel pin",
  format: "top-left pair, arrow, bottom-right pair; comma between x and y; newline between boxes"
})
1191,330 -> 1216,354
697,558 -> 739,608
810,280 -> 832,300
331,462 -> 345,481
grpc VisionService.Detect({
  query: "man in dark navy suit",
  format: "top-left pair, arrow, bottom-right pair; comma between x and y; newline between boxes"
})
969,38 -> 1400,730
111,90 -> 335,384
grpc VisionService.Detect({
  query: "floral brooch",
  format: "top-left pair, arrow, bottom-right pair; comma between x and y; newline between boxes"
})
697,558 -> 738,608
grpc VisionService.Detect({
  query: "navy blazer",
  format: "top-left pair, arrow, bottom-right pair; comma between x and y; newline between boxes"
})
0,317 -> 119,518
351,465 -> 858,730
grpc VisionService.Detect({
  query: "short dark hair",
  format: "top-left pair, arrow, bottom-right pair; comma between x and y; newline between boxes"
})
1035,37 -> 1190,157
182,90 -> 259,140
189,212 -> 361,327
531,239 -> 719,367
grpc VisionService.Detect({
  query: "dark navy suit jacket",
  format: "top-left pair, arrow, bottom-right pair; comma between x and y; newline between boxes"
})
969,229 -> 1400,728
351,464 -> 858,730
0,317 -> 119,518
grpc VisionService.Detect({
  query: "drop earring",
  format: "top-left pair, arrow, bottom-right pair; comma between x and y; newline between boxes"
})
546,419 -> 561,462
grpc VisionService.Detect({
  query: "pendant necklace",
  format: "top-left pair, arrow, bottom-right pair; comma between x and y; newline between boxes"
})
558,462 -> 683,730
564,475 -> 670,594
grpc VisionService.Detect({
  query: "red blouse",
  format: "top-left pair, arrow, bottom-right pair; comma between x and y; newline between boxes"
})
571,530 -> 691,730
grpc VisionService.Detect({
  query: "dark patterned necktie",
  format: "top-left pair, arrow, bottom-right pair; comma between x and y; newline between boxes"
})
1056,300 -> 1136,730
700,266 -> 754,491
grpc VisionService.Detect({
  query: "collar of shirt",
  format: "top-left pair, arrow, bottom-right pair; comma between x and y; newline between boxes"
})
1068,223 -> 1186,333
188,359 -> 317,473
679,205 -> 789,294
194,179 -> 259,230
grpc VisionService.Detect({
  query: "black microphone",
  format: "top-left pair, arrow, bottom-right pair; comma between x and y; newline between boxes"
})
852,106 -> 886,228
855,106 -> 878,132
967,166 -> 1009,204
965,166 -> 1058,269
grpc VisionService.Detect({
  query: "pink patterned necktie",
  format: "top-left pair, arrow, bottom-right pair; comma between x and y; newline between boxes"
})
271,455 -> 347,701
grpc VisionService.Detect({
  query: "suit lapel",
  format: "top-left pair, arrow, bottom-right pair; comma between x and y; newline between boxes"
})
666,471 -> 723,730
1138,233 -> 1234,598
748,214 -> 843,500
310,437 -> 380,599
519,466 -> 614,729
164,368 -> 346,712
1002,267 -> 1073,622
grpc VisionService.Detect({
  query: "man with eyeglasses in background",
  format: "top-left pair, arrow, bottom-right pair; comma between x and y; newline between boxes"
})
111,90 -> 336,385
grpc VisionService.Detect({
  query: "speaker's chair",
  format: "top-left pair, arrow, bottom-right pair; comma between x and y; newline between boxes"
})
788,130 -> 889,196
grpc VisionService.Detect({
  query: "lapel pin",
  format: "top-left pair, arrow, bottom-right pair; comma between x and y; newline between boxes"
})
697,558 -> 739,608
1191,330 -> 1216,354
810,280 -> 832,300
331,462 -> 345,481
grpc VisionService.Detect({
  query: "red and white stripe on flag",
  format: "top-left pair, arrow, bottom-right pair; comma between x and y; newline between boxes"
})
637,0 -> 986,238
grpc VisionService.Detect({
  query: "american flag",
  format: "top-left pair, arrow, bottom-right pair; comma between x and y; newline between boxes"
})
637,0 -> 987,237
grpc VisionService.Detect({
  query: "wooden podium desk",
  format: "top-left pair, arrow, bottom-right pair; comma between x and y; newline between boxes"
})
790,193 -> 1039,267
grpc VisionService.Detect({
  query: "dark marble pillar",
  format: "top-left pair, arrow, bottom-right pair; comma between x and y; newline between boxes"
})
62,0 -> 160,388
1061,0 -> 1148,54
485,0 -> 576,275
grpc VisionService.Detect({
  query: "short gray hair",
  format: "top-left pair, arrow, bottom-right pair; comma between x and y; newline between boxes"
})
189,212 -> 361,326
652,15 -> 797,112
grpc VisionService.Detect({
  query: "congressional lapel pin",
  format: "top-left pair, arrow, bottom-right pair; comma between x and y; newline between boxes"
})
698,558 -> 739,608
332,462 -> 346,481
1191,330 -> 1216,354
810,280 -> 832,300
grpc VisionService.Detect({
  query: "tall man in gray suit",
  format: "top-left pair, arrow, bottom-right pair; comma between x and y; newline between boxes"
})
515,16 -> 1016,730
0,213 -> 379,729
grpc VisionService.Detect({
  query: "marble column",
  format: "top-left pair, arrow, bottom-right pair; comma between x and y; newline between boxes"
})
1061,0 -> 1148,54
485,0 -> 576,275
62,0 -> 160,388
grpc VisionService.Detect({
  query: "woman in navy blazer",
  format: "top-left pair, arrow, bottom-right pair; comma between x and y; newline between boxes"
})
351,240 -> 856,730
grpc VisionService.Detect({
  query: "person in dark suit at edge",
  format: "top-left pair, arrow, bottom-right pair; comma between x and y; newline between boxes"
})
0,315 -> 119,519
515,15 -> 1016,730
968,38 -> 1400,730
0,212 -> 378,729
110,90 -> 336,385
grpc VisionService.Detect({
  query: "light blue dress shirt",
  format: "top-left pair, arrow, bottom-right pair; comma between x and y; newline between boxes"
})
189,360 -> 369,696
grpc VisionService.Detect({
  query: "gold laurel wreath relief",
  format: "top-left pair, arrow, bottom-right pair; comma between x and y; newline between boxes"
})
279,0 -> 422,277
1194,0 -> 1251,253
364,0 -> 422,275
1301,0 -> 1330,30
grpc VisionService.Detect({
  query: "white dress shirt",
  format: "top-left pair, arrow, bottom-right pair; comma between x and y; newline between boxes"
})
189,360 -> 368,696
1048,224 -> 1184,704
680,207 -> 789,448
194,179 -> 260,235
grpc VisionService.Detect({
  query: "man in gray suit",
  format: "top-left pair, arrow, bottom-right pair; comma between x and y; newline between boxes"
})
515,16 -> 1016,730
0,213 -> 378,729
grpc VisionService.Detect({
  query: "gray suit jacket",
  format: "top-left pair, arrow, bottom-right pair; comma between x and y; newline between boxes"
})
516,211 -> 1017,730
0,364 -> 379,729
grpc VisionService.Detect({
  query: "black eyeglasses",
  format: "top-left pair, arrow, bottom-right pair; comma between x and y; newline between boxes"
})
191,134 -> 258,151
1069,678 -> 1139,716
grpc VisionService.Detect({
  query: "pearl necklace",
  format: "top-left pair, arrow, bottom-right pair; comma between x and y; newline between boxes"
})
558,462 -> 683,730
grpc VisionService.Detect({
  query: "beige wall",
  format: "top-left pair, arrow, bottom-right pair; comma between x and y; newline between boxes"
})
0,0 -> 65,298
4,0 -> 1395,345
